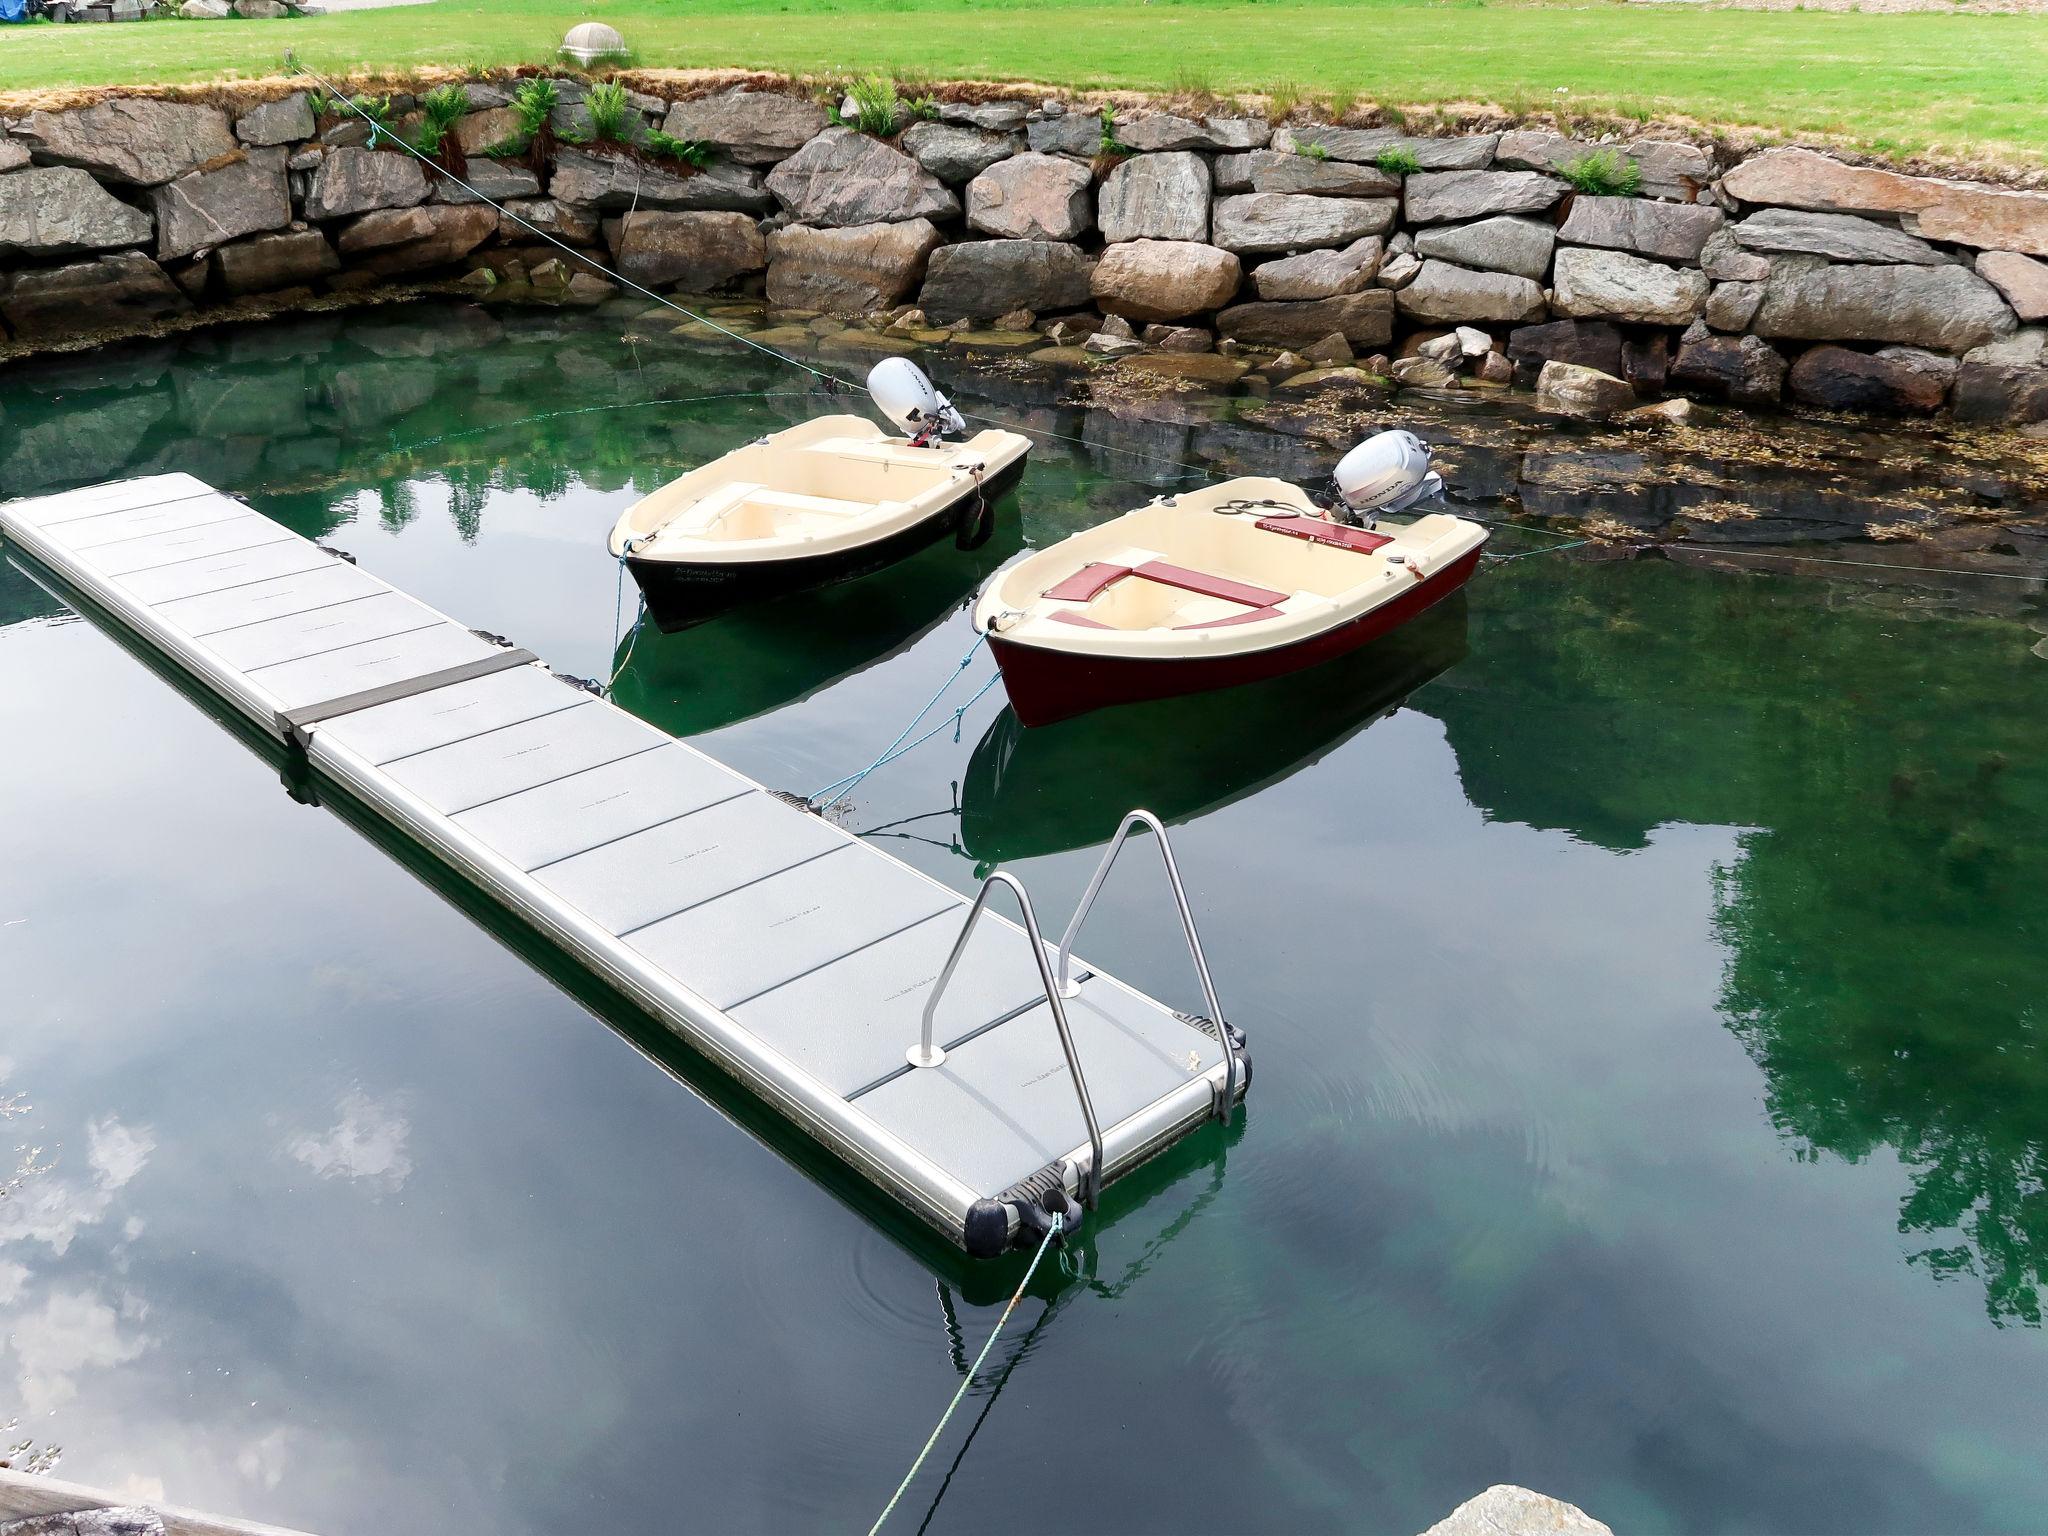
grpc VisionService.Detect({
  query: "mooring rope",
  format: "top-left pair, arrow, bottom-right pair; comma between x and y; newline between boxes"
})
809,632 -> 996,813
866,1212 -> 1062,1536
382,389 -> 814,456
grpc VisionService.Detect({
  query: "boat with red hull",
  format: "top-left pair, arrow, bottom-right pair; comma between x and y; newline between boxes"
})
973,476 -> 1487,726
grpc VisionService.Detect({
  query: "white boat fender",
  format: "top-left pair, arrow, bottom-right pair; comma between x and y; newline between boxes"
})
867,357 -> 966,446
1334,429 -> 1445,526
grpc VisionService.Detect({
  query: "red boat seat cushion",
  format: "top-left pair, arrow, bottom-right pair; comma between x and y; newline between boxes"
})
1254,513 -> 1393,553
1042,562 -> 1133,602
1130,560 -> 1287,610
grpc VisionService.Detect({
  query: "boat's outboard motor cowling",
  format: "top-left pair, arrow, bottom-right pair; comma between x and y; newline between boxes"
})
1334,430 -> 1444,526
868,358 -> 966,446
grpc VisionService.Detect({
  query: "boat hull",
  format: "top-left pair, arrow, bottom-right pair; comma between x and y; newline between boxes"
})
625,457 -> 1024,633
989,543 -> 1485,726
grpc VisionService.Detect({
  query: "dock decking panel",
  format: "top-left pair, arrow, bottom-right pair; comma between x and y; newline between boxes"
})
2,471 -> 1243,1253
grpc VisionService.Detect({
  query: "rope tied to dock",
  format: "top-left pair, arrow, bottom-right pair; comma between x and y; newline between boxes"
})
808,631 -> 999,814
866,1213 -> 1062,1536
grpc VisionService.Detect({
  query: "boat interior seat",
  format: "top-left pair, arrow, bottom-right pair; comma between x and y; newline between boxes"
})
660,482 -> 885,543
1037,548 -> 1324,634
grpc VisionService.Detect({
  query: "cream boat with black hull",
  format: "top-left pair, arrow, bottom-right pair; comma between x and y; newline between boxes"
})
609,361 -> 1030,632
974,432 -> 1488,726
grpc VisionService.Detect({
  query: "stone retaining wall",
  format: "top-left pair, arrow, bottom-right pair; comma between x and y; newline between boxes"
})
2,80 -> 2046,428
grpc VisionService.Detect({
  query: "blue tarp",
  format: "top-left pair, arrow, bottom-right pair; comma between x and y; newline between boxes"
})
0,0 -> 28,24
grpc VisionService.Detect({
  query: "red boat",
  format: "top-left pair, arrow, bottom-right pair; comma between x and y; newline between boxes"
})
972,476 -> 1487,726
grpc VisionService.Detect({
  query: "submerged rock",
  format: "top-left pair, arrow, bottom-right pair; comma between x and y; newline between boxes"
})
1786,344 -> 1952,414
1669,331 -> 1787,405
1536,359 -> 1634,420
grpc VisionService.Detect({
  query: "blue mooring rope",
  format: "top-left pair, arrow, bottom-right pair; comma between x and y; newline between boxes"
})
865,1213 -> 1062,1535
808,631 -> 996,813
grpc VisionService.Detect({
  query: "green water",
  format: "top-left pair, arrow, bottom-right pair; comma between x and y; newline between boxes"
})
1,300 -> 2045,1535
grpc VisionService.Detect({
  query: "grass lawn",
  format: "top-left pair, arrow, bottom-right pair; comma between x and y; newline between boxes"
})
4,0 -> 2046,164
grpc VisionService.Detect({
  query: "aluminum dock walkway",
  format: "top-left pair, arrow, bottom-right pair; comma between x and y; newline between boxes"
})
1,473 -> 1248,1256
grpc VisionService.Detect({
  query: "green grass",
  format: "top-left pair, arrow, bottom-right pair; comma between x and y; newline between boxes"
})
5,0 -> 2046,162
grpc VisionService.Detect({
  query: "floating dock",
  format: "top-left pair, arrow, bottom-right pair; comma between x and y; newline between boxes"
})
1,473 -> 1247,1256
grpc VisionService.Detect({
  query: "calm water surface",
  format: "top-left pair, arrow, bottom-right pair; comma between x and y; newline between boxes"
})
2,302 -> 2045,1535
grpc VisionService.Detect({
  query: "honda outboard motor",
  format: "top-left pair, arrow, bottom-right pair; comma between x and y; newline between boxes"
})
867,358 -> 966,447
1332,430 -> 1444,528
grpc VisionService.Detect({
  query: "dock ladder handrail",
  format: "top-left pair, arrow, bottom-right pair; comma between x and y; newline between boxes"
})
914,870 -> 1107,1206
1055,810 -> 1236,1124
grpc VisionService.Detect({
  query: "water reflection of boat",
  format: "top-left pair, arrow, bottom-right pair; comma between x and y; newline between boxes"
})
609,511 -> 1025,738
961,595 -> 1469,862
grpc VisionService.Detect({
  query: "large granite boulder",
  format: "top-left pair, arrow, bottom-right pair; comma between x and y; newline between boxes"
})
1701,227 -> 1771,282
661,89 -> 829,164
1422,1485 -> 1612,1536
1752,255 -> 2016,351
940,102 -> 1029,132
0,251 -> 190,339
1228,148 -> 1399,199
1216,290 -> 1396,348
1273,126 -> 1495,170
0,142 -> 26,173
454,109 -> 524,158
1558,196 -> 1723,264
235,92 -> 315,148
1535,360 -> 1635,421
1098,152 -> 1210,243
1116,112 -> 1269,152
899,122 -> 1019,184
1669,331 -> 1787,406
1953,360 -> 2048,424
1704,280 -> 1765,332
920,239 -> 1096,321
1731,207 -> 1953,266
1977,250 -> 2048,322
434,158 -> 543,204
1026,112 -> 1102,158
1412,215 -> 1555,281
1551,247 -> 1709,325
1252,237 -> 1384,300
306,147 -> 429,219
603,210 -> 764,289
17,99 -> 236,185
1404,170 -> 1566,225
152,149 -> 290,261
1722,146 -> 2048,256
966,152 -> 1092,240
1212,193 -> 1394,254
1494,133 -> 1713,201
215,228 -> 339,294
764,219 -> 943,315
1092,239 -> 1242,321
767,128 -> 957,226
336,204 -> 498,274
1395,259 -> 1546,324
0,167 -> 153,257
553,149 -> 770,214
1506,317 -> 1625,386
496,199 -> 599,246
1786,344 -> 1951,413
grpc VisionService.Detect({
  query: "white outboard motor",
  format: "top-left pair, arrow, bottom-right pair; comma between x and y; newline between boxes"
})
867,358 -> 966,447
1333,429 -> 1444,527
